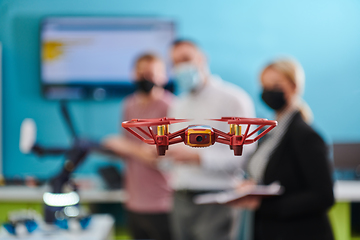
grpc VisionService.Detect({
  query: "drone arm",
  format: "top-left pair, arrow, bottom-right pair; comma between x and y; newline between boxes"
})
212,128 -> 231,140
124,127 -> 145,141
215,137 -> 230,145
244,139 -> 256,144
136,127 -> 153,139
240,124 -> 251,145
246,125 -> 265,139
241,124 -> 276,144
124,127 -> 156,144
252,125 -> 277,142
168,128 -> 187,140
169,137 -> 184,145
148,126 -> 157,143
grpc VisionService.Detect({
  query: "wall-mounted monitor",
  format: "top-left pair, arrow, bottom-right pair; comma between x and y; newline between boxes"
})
41,17 -> 176,100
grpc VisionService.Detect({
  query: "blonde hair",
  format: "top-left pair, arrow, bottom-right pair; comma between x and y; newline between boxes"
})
261,58 -> 313,124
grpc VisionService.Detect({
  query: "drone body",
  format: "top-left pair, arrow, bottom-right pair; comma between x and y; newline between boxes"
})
185,125 -> 215,147
122,117 -> 277,156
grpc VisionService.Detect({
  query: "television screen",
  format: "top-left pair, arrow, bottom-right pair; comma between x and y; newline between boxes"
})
41,17 -> 176,100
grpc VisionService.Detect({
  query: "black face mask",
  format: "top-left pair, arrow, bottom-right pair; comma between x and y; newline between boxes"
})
136,78 -> 155,94
261,89 -> 287,110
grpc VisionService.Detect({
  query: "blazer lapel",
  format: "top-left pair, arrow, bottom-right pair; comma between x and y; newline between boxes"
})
262,112 -> 301,184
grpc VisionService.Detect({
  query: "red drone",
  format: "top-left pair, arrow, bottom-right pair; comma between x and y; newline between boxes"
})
122,117 -> 277,156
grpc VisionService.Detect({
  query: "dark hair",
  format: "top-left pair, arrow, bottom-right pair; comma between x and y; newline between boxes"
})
172,38 -> 199,48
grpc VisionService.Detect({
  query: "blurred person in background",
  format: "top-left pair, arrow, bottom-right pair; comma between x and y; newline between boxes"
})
232,58 -> 334,240
167,39 -> 256,240
103,54 -> 174,240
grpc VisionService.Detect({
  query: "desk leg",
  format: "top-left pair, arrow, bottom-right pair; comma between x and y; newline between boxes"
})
329,202 -> 351,240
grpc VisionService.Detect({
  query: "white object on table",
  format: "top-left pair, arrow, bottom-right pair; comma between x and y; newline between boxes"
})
19,119 -> 37,154
0,214 -> 114,240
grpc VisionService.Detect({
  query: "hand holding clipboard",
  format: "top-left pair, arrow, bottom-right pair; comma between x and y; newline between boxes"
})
194,182 -> 284,209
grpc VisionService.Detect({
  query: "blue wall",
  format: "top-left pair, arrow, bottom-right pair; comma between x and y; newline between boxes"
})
1,0 -> 360,178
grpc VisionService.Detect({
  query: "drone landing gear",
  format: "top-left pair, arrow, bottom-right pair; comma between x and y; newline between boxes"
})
156,145 -> 168,156
233,145 -> 243,156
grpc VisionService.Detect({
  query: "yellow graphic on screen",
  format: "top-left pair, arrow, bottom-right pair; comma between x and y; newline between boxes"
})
42,41 -> 65,62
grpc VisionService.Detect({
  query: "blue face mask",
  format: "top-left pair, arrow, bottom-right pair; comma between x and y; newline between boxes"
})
174,63 -> 202,94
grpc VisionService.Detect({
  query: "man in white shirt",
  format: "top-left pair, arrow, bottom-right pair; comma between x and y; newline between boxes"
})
167,40 -> 256,240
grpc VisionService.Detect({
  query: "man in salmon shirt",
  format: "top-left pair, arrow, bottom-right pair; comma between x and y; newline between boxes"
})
103,53 -> 174,240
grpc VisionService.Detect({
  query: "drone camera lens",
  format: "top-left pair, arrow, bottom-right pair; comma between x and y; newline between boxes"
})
196,135 -> 203,143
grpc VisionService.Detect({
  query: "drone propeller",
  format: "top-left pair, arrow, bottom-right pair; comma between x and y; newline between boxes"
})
208,117 -> 236,121
122,117 -> 191,128
209,117 -> 264,122
209,117 -> 277,126
227,118 -> 277,125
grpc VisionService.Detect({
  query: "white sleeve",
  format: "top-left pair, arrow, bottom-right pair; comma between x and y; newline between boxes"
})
199,90 -> 257,173
167,99 -> 186,132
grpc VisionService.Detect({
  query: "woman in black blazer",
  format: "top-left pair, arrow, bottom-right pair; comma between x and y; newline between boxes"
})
233,59 -> 334,240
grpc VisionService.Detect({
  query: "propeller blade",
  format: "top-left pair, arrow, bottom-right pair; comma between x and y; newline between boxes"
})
208,118 -> 229,122
228,118 -> 277,126
208,117 -> 251,122
123,118 -> 191,127
209,117 -> 276,126
168,119 -> 192,124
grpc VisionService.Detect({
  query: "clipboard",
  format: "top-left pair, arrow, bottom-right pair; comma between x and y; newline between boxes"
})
194,182 -> 284,205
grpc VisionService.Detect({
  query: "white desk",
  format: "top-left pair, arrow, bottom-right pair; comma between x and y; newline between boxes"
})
1,181 -> 360,240
0,186 -> 127,203
0,180 -> 359,203
334,180 -> 360,202
0,214 -> 114,240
